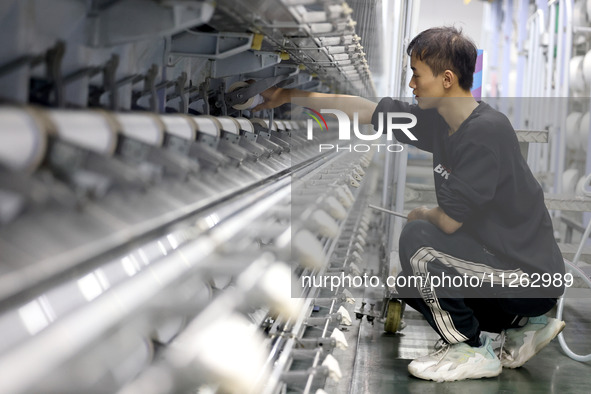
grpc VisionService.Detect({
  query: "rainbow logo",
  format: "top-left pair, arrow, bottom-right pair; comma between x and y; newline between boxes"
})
304,107 -> 328,131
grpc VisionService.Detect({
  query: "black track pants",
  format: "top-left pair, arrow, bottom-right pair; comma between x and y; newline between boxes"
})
397,220 -> 556,346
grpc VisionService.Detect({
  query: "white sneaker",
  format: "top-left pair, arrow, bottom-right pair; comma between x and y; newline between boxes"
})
408,335 -> 501,382
500,315 -> 565,368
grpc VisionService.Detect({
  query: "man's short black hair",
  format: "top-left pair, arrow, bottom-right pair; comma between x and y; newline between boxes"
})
407,26 -> 477,91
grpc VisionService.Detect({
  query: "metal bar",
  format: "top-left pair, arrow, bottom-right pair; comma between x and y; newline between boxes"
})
0,54 -> 43,77
301,175 -> 372,394
368,204 -> 408,219
516,0 -> 529,98
225,75 -> 290,108
585,100 -> 591,226
491,0 -> 502,96
0,148 -> 336,307
501,0 -> 514,99
0,174 -> 294,393
554,0 -> 573,199
263,153 -> 373,394
573,26 -> 591,33
393,148 -> 409,245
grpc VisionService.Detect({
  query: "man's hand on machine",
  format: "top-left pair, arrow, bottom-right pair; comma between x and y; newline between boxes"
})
252,86 -> 289,111
407,206 -> 463,235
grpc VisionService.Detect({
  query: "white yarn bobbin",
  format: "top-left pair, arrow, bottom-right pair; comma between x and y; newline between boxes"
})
566,111 -> 583,150
569,56 -> 585,93
562,168 -> 580,195
0,107 -> 47,173
582,49 -> 591,89
579,112 -> 590,152
113,112 -> 165,146
574,0 -> 587,26
228,81 -> 264,110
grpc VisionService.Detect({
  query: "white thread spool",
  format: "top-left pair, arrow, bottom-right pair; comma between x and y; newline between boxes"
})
306,209 -> 339,238
562,168 -> 580,195
322,354 -> 343,381
234,117 -> 255,133
159,114 -> 196,140
275,120 -> 287,131
192,116 -> 220,138
49,110 -> 119,155
508,70 -> 517,97
578,173 -> 591,197
574,0 -> 588,26
583,49 -> 591,89
153,317 -> 186,344
228,81 -> 264,110
566,111 -> 583,150
237,260 -> 302,319
170,313 -> 270,393
570,56 -> 585,93
250,118 -> 278,131
109,336 -> 153,388
331,328 -> 349,349
0,107 -> 47,173
293,229 -> 327,269
216,116 -> 241,135
113,113 -> 165,146
579,112 -> 590,152
576,175 -> 589,196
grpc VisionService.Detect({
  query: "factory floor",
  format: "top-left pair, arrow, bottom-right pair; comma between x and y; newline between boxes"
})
323,284 -> 591,393
322,256 -> 591,393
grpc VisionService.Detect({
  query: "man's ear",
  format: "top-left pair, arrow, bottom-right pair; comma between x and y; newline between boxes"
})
442,70 -> 455,89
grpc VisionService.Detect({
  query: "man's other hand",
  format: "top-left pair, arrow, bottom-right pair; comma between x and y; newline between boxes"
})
406,206 -> 463,234
407,206 -> 429,222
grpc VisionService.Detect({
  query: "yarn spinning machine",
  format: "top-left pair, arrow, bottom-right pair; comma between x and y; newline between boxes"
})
0,1 -> 397,393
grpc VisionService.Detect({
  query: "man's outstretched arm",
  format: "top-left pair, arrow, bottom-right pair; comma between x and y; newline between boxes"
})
253,87 -> 377,124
